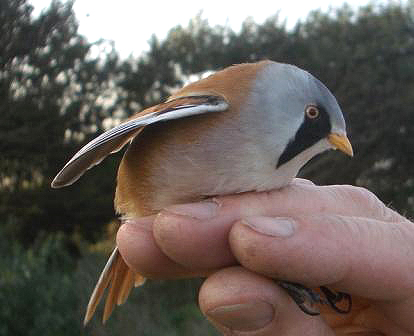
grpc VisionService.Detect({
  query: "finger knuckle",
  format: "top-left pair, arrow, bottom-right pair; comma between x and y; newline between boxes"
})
339,185 -> 403,222
342,185 -> 380,208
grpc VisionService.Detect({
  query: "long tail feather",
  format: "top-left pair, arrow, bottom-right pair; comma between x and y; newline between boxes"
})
117,269 -> 135,305
103,253 -> 128,323
84,247 -> 118,325
83,247 -> 147,325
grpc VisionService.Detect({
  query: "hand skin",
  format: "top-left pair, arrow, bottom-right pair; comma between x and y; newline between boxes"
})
116,179 -> 414,335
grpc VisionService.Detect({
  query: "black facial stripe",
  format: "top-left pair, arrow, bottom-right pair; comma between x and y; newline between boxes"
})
277,105 -> 331,168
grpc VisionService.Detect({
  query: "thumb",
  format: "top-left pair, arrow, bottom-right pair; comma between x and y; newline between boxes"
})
229,214 -> 414,301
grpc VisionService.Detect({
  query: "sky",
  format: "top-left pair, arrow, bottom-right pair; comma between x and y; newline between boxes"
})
30,0 -> 388,58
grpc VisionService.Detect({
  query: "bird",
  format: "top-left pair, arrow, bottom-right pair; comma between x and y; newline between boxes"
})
52,60 -> 354,325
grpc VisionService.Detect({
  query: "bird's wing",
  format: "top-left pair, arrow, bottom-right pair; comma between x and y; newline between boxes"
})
51,94 -> 228,188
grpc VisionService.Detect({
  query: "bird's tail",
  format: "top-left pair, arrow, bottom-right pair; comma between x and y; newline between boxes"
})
83,247 -> 146,325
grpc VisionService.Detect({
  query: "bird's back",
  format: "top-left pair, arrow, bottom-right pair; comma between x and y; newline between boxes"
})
114,61 -> 278,217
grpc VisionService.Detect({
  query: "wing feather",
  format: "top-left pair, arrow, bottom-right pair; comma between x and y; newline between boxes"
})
51,95 -> 228,188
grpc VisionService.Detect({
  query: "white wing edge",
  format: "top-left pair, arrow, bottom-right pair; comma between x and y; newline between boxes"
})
51,100 -> 228,188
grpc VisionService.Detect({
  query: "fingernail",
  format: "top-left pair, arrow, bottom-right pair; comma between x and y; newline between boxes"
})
243,216 -> 296,238
206,301 -> 274,332
121,216 -> 154,232
165,201 -> 218,220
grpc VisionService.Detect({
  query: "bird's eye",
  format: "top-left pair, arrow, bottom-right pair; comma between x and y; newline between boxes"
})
305,105 -> 320,119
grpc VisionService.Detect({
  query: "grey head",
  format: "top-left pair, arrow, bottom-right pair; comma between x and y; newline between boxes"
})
247,61 -> 352,169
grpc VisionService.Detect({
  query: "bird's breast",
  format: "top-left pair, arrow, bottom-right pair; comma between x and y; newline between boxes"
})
114,111 -> 296,218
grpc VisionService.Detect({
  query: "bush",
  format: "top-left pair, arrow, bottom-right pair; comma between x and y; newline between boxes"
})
0,230 -> 82,336
0,226 -> 218,335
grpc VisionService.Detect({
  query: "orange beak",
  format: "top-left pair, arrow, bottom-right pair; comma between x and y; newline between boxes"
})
327,133 -> 354,157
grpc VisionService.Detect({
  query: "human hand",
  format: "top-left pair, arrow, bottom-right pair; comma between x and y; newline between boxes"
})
117,179 -> 414,335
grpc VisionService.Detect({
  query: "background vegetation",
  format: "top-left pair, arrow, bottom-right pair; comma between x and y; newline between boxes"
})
1,0 -> 413,334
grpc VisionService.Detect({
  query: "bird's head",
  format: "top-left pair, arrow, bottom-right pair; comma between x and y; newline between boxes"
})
249,61 -> 353,171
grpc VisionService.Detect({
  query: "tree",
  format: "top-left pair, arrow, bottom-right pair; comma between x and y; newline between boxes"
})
0,0 -> 119,246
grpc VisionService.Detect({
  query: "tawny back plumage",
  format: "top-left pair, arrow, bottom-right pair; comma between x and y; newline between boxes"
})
84,62 -> 269,324
114,61 -> 269,216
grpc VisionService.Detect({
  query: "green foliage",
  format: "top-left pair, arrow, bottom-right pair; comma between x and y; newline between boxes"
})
0,229 -> 81,336
0,223 -> 218,335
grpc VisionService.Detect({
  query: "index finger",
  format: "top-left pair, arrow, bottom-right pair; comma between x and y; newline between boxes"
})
216,180 -> 402,222
152,181 -> 402,271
